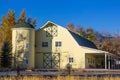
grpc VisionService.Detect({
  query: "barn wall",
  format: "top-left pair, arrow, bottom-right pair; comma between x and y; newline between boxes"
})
35,23 -> 85,69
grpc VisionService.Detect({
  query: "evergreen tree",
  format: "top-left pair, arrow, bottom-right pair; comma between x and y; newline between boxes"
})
1,41 -> 12,68
76,27 -> 87,38
86,28 -> 96,42
66,23 -> 96,42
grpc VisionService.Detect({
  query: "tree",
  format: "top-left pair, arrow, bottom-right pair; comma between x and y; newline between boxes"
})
66,23 -> 96,42
76,27 -> 87,38
31,18 -> 37,27
67,23 -> 75,32
1,41 -> 12,68
113,34 -> 120,55
27,17 -> 32,24
7,10 -> 15,26
95,31 -> 120,56
18,10 -> 37,27
67,23 -> 120,56
86,28 -> 96,42
0,9 -> 37,51
0,10 -> 16,51
18,9 -> 26,23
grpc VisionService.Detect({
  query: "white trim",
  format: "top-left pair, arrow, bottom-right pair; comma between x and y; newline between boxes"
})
81,46 -> 108,53
37,21 -> 62,30
105,53 -> 107,69
84,53 -> 86,69
36,21 -> 68,31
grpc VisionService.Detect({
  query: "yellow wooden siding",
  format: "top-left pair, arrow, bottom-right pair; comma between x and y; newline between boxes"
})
35,24 -> 85,69
12,28 -> 35,68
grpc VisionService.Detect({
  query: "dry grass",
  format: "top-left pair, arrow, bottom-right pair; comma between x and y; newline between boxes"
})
0,76 -> 120,80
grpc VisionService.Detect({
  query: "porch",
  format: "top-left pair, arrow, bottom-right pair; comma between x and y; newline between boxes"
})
85,53 -> 120,69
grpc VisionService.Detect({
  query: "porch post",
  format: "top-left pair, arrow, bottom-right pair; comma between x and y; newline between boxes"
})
105,53 -> 107,69
84,53 -> 86,69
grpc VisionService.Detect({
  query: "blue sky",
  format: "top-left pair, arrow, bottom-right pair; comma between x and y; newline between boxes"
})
1,0 -> 120,34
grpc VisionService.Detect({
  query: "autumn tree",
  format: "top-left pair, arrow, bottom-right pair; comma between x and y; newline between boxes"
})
67,23 -> 96,42
0,9 -> 37,51
18,9 -> 37,27
76,27 -> 87,38
95,32 -> 120,56
67,23 -> 120,56
18,10 -> 26,23
112,34 -> 120,55
67,23 -> 75,32
0,10 -> 15,50
7,10 -> 16,26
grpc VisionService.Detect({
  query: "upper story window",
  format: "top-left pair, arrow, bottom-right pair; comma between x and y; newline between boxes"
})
55,41 -> 62,47
42,42 -> 48,47
69,57 -> 74,63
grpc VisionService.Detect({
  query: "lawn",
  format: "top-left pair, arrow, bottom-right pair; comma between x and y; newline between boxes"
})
0,76 -> 120,80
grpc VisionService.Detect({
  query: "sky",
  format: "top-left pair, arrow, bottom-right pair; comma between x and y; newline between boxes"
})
1,0 -> 120,34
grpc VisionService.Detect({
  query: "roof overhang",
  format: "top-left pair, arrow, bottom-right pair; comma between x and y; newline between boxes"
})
37,21 -> 59,31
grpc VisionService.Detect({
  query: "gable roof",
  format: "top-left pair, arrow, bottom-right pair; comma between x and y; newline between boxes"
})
38,21 -> 58,30
38,21 -> 97,49
68,30 -> 97,49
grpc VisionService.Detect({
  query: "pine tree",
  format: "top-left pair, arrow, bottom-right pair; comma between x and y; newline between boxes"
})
76,27 -> 87,38
1,41 -> 12,68
86,28 -> 96,42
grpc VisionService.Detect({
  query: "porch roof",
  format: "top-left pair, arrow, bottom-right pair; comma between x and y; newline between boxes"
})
85,52 -> 120,59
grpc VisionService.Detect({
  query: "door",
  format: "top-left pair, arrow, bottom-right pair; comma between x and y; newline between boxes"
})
43,52 -> 60,69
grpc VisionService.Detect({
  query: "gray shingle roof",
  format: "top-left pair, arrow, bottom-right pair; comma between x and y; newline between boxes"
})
68,30 -> 97,49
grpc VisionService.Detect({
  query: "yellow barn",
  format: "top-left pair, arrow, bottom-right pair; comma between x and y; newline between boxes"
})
12,21 -> 120,69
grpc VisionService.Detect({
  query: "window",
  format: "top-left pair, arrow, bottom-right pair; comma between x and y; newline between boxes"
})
26,59 -> 28,64
26,43 -> 29,48
42,42 -> 48,47
55,41 -> 62,47
69,57 -> 74,63
88,58 -> 94,64
88,58 -> 90,63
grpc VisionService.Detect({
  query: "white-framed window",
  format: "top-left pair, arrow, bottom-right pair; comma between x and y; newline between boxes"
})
69,57 -> 74,63
42,42 -> 48,47
55,41 -> 62,47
